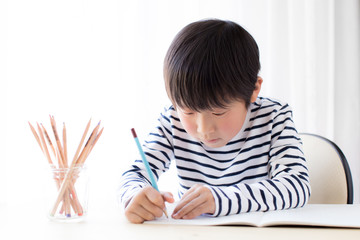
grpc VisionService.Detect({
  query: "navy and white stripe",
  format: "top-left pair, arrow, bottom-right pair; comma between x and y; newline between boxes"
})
118,97 -> 311,216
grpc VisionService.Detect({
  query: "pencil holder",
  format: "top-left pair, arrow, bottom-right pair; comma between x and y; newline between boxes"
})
47,164 -> 89,222
29,117 -> 103,222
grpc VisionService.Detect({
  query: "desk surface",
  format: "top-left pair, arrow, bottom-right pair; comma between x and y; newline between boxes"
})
1,200 -> 360,240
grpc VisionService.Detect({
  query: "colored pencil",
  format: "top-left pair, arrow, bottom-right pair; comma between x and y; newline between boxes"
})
63,122 -> 68,167
131,128 -> 168,218
50,116 -> 65,167
41,123 -> 57,162
37,122 -> 53,166
28,122 -> 43,153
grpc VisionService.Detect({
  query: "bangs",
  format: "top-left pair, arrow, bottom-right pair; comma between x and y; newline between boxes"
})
165,58 -> 240,112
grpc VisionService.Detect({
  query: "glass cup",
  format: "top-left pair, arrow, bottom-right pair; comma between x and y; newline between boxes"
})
47,165 -> 89,222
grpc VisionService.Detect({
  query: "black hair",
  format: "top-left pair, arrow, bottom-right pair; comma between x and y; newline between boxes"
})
164,19 -> 260,111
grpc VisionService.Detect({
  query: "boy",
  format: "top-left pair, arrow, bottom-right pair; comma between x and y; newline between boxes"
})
118,19 -> 310,224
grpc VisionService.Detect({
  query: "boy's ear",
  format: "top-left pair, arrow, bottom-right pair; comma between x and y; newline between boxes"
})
250,77 -> 263,103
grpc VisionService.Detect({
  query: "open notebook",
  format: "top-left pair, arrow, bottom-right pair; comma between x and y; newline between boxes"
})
145,204 -> 360,228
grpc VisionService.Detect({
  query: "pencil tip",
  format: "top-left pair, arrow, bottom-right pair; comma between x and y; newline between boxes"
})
131,128 -> 137,138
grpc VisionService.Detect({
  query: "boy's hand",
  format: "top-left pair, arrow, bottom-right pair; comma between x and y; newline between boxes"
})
124,186 -> 174,224
172,184 -> 215,219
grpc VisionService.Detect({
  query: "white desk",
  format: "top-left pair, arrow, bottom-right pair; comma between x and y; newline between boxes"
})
1,200 -> 360,240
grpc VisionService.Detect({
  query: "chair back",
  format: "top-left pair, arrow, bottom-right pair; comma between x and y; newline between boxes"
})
300,133 -> 353,204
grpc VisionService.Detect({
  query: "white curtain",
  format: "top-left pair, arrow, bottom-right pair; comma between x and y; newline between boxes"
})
263,0 -> 360,203
1,0 -> 359,207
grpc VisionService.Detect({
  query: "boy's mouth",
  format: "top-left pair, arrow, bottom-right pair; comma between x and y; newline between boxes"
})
202,138 -> 221,145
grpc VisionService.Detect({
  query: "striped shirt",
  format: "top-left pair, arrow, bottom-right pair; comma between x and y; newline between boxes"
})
118,97 -> 311,217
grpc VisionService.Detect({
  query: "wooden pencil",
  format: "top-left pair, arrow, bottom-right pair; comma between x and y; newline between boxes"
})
62,122 -> 72,217
76,122 -> 100,165
88,127 -> 104,157
71,118 -> 92,167
62,122 -> 68,168
50,116 -> 65,167
37,122 -> 54,166
28,122 -> 43,153
41,123 -> 57,162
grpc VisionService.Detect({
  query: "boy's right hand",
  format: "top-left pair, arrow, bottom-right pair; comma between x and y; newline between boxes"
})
124,186 -> 174,224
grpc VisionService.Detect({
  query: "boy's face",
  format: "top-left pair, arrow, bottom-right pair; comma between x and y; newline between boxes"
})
177,100 -> 248,148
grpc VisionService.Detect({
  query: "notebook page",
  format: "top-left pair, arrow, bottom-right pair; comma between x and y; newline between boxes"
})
260,204 -> 360,228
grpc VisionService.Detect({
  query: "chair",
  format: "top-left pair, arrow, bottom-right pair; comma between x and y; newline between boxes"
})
300,133 -> 353,204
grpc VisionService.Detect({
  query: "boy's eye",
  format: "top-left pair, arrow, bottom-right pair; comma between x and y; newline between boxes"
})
184,112 -> 194,115
213,112 -> 226,116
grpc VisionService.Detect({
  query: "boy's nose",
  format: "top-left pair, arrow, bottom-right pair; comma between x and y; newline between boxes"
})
196,114 -> 215,135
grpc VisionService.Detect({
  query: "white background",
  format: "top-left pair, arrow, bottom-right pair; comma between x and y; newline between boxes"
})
1,0 -> 359,213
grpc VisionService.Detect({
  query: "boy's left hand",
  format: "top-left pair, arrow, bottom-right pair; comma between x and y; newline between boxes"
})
172,184 -> 215,219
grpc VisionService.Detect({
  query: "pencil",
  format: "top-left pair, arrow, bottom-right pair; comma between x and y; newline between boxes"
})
72,118 -> 92,166
130,128 -> 168,218
50,116 -> 65,167
76,121 -> 100,165
40,123 -> 57,161
37,122 -> 54,166
28,122 -> 43,153
63,122 -> 68,168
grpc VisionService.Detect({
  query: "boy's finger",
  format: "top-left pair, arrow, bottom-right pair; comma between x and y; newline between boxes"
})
125,201 -> 156,223
173,196 -> 204,219
172,197 -> 189,214
141,197 -> 165,218
182,202 -> 209,219
162,192 -> 175,203
172,191 -> 200,217
144,187 -> 165,207
126,212 -> 145,224
133,205 -> 156,222
180,184 -> 198,198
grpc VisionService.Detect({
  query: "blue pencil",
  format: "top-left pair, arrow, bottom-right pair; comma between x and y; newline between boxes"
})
131,128 -> 168,218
